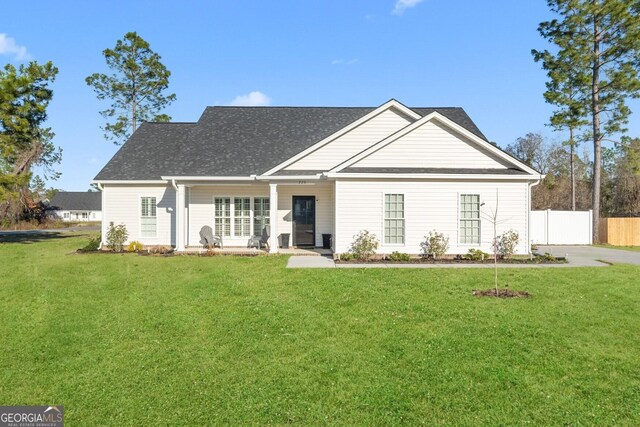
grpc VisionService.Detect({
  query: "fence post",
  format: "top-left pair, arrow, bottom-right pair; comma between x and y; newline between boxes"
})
546,209 -> 551,245
588,210 -> 593,245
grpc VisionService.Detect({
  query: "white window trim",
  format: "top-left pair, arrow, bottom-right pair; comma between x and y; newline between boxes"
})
458,193 -> 481,246
381,192 -> 406,247
213,195 -> 270,239
139,195 -> 158,238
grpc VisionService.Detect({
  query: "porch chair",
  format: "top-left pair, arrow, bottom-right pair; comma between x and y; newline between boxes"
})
199,225 -> 223,249
248,226 -> 270,250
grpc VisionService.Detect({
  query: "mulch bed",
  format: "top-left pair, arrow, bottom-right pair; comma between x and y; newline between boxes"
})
472,288 -> 532,298
336,257 -> 566,264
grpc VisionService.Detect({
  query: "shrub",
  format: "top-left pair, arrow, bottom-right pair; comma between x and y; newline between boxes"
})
105,222 -> 128,252
389,251 -> 411,262
465,248 -> 491,261
127,241 -> 144,252
497,229 -> 519,259
81,234 -> 101,251
337,253 -> 354,262
349,230 -> 379,261
420,230 -> 449,259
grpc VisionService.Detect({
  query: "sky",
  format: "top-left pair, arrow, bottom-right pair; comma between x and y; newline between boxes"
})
2,0 -> 639,191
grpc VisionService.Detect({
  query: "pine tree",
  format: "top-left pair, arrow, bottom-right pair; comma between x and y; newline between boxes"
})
534,0 -> 640,241
86,32 -> 176,145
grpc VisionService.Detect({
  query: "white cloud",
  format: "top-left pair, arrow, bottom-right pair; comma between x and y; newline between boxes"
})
229,91 -> 271,106
0,33 -> 30,60
392,0 -> 425,15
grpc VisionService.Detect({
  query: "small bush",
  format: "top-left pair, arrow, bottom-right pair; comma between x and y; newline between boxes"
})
497,229 -> 519,259
81,234 -> 101,251
466,248 -> 491,261
337,253 -> 354,261
349,230 -> 379,261
420,230 -> 449,259
105,222 -> 128,252
389,251 -> 411,262
127,241 -> 144,252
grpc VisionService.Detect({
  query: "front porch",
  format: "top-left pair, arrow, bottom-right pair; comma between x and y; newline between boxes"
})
172,180 -> 335,254
182,246 -> 333,256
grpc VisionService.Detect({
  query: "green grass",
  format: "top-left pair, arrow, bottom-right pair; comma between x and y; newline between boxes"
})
595,243 -> 640,253
1,232 -> 640,425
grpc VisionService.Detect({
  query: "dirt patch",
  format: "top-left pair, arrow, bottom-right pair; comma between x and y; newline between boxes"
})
472,288 -> 532,298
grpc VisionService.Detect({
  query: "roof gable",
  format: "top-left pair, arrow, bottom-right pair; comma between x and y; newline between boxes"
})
332,112 -> 540,176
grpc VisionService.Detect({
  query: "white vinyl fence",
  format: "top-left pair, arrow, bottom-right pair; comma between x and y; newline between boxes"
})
530,210 -> 593,245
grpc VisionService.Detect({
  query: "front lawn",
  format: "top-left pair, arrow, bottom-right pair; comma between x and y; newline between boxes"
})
1,233 -> 639,425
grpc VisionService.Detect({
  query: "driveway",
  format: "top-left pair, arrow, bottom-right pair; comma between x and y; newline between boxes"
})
537,245 -> 640,266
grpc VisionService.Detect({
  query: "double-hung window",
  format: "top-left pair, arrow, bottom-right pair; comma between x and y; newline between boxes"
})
234,197 -> 251,237
459,194 -> 480,244
214,197 -> 231,237
384,194 -> 405,244
141,196 -> 157,237
253,197 -> 270,236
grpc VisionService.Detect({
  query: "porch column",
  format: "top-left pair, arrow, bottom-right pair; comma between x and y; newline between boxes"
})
269,183 -> 278,253
176,184 -> 186,251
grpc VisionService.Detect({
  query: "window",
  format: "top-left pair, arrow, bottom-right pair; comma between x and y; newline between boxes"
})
253,197 -> 270,236
63,212 -> 69,219
141,197 -> 157,237
384,194 -> 404,244
214,197 -> 231,237
234,197 -> 251,237
460,194 -> 480,244
81,212 -> 88,219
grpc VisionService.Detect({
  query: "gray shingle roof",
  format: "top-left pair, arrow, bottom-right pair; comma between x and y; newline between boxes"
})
94,105 -> 489,181
49,192 -> 102,211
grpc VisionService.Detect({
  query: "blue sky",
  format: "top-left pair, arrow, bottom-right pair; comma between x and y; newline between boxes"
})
2,0 -> 639,190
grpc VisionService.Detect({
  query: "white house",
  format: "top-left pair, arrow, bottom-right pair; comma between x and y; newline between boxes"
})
93,99 -> 543,254
50,191 -> 102,222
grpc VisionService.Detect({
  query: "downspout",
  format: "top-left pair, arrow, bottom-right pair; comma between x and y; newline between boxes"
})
97,183 -> 105,249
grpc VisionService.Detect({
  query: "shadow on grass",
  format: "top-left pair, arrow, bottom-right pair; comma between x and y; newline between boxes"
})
0,231 -> 91,245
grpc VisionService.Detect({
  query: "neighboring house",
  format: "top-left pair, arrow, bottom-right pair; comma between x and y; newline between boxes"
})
94,99 -> 543,254
50,192 -> 102,222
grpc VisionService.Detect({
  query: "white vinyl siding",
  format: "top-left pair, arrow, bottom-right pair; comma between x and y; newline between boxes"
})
214,197 -> 231,237
459,194 -> 480,244
234,197 -> 251,237
352,120 -> 508,169
101,185 -> 175,245
284,108 -> 412,171
384,194 -> 404,244
140,196 -> 157,237
334,180 -> 529,255
253,197 -> 270,236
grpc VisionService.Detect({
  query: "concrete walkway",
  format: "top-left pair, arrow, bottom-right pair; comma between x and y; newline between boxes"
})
287,245 -> 640,269
0,226 -> 100,235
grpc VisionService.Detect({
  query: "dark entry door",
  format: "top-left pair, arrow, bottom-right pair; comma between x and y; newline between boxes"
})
292,196 -> 315,247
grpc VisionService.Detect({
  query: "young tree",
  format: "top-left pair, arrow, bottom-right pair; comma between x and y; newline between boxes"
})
86,32 -> 176,145
534,0 -> 640,242
0,61 -> 60,221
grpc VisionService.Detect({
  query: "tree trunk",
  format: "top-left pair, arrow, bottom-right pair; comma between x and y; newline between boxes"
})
591,2 -> 601,243
570,127 -> 576,211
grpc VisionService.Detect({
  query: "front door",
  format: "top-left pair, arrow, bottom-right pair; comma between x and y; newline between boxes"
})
292,196 -> 315,247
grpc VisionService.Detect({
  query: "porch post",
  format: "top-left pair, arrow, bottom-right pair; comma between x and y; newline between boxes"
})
176,184 -> 186,251
269,183 -> 278,253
